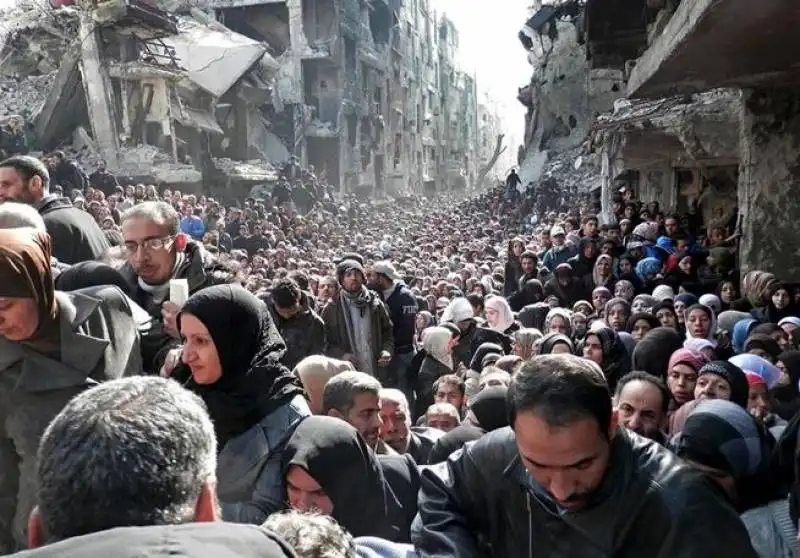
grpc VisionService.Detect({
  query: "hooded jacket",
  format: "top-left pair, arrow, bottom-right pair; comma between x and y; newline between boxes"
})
412,427 -> 757,558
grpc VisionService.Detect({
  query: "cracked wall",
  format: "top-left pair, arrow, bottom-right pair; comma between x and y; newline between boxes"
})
738,86 -> 800,280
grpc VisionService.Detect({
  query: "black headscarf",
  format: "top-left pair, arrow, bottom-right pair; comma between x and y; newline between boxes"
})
518,302 -> 549,330
176,284 -> 305,449
427,425 -> 485,464
469,385 -> 509,432
585,327 -> 630,391
55,261 -> 133,297
774,351 -> 800,420
632,327 -> 684,379
538,332 -> 574,355
283,416 -> 393,539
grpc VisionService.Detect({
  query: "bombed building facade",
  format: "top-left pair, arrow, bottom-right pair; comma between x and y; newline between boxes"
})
0,0 -> 491,199
517,0 -> 800,279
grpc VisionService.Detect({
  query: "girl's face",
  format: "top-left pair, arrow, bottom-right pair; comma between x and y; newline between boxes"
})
631,319 -> 652,342
593,293 -> 610,312
549,316 -> 569,335
772,288 -> 790,310
695,374 -> 731,401
720,282 -> 737,303
686,309 -> 711,339
620,259 -> 633,274
656,308 -> 677,329
582,334 -> 603,365
668,364 -> 698,404
747,383 -> 770,420
631,299 -> 649,314
415,314 -> 427,331
674,301 -> 687,323
596,258 -> 611,276
607,304 -> 627,330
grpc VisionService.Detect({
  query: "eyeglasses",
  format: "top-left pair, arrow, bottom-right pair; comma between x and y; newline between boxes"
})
124,236 -> 174,254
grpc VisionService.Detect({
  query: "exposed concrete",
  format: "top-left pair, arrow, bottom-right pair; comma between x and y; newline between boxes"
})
627,0 -> 800,99
737,87 -> 800,280
77,13 -> 119,167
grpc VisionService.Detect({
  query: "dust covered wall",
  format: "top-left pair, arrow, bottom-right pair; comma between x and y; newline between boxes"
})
738,87 -> 800,281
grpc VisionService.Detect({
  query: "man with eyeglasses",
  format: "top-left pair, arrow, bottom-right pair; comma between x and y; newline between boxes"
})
119,201 -> 236,374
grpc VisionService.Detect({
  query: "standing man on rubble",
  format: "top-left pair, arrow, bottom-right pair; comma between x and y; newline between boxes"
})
0,155 -> 109,264
89,159 -> 119,197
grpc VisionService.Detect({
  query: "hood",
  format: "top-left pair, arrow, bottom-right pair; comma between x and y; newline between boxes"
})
14,523 -> 297,557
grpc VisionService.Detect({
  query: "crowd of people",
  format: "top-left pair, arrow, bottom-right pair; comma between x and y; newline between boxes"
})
0,152 -> 799,557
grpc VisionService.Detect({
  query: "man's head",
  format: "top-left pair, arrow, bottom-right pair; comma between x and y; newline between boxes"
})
0,156 -> 50,205
272,278 -> 302,319
121,201 -> 181,285
31,376 -> 218,547
426,402 -> 461,432
264,511 -> 354,558
508,354 -> 615,511
378,388 -> 411,453
322,371 -> 383,446
433,374 -> 466,411
336,260 -> 365,293
613,371 -> 668,441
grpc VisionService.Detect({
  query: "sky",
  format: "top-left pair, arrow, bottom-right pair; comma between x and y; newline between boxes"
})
430,0 -> 531,166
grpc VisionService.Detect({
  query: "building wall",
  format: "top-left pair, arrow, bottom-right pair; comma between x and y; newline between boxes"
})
738,86 -> 800,281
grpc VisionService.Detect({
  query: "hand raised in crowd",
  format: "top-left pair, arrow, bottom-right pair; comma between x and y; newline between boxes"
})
160,347 -> 183,378
161,301 -> 181,339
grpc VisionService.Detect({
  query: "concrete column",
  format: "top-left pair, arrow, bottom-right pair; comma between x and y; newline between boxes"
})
231,97 -> 250,160
737,87 -> 800,280
77,13 -> 119,167
287,0 -> 310,52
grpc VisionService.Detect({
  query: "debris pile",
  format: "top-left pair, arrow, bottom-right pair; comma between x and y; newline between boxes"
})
0,72 -> 57,119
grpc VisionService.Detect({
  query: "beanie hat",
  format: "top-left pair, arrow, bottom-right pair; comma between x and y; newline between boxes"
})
668,348 -> 708,373
697,361 -> 749,408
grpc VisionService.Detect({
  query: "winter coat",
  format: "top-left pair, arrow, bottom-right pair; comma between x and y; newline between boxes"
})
265,292 -> 326,370
0,287 -> 143,552
38,194 -> 110,265
412,427 -> 758,558
217,395 -> 310,524
320,292 -> 394,383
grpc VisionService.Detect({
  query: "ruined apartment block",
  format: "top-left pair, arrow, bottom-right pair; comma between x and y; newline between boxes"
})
0,0 -> 489,199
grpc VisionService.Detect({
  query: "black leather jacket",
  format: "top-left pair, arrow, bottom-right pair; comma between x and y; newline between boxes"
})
412,427 -> 757,558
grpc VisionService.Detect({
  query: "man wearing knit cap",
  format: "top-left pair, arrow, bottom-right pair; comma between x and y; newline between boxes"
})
320,258 -> 394,382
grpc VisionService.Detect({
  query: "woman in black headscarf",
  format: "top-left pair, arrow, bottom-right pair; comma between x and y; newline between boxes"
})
580,326 -> 631,391
173,283 -> 309,525
774,351 -> 800,420
283,415 -> 400,540
428,386 -> 509,464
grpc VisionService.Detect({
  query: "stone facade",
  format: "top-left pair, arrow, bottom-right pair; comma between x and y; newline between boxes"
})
738,87 -> 800,280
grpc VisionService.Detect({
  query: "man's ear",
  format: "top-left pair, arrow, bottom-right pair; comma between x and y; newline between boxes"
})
27,506 -> 43,548
326,408 -> 344,420
194,480 -> 219,522
608,409 -> 619,440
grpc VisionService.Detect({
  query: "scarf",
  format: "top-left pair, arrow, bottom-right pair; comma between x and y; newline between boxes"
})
176,284 -> 304,449
0,228 -> 60,354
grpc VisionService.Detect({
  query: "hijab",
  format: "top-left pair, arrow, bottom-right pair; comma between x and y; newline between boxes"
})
538,332 -> 574,355
469,385 -> 509,432
177,284 -> 305,449
55,261 -> 133,297
283,416 -> 393,539
0,228 -> 60,352
632,327 -> 684,379
586,327 -> 630,390
484,295 -> 514,333
519,302 -> 550,331
775,351 -> 800,420
422,326 -> 453,370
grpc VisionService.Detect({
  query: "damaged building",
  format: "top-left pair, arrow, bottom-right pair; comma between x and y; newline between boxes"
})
516,0 -> 626,205
0,0 -> 490,199
584,0 -> 800,279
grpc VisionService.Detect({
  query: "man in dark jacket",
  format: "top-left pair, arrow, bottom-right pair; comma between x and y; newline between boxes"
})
88,159 -> 120,197
265,278 -> 326,370
119,201 -> 236,374
321,259 -> 394,386
412,354 -> 758,557
0,155 -> 110,264
369,261 -> 418,397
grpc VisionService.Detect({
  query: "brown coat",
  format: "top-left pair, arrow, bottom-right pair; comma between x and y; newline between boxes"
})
320,292 -> 394,382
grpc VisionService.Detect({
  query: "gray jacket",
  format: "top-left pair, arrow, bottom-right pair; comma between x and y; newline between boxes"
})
0,286 -> 143,552
218,394 -> 310,525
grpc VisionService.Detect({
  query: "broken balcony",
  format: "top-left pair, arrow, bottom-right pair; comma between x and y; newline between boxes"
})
626,0 -> 800,98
